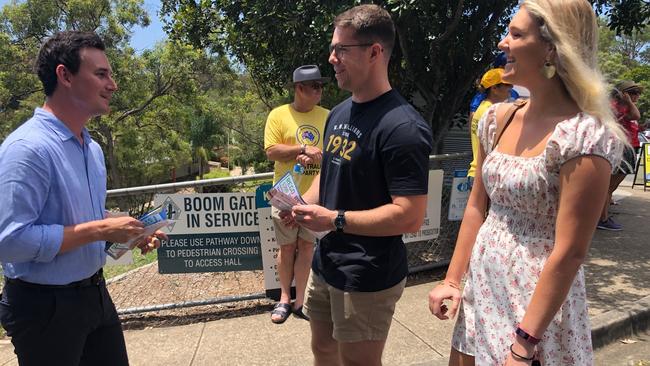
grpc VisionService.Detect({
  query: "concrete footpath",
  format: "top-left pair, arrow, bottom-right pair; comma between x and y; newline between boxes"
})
0,185 -> 648,365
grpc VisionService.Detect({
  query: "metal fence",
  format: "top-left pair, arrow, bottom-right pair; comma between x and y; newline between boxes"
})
104,152 -> 471,317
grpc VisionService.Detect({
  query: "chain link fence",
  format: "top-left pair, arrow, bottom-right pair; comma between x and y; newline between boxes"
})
0,153 -> 471,322
92,153 -> 471,318
0,151 -> 470,331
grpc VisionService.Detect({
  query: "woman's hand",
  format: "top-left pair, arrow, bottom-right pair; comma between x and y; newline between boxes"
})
428,281 -> 462,320
622,91 -> 634,105
503,353 -> 533,366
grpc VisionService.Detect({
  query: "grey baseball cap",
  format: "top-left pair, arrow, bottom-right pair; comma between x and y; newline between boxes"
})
288,65 -> 329,86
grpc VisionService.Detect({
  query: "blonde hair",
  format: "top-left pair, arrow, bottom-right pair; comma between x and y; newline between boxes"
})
521,0 -> 628,143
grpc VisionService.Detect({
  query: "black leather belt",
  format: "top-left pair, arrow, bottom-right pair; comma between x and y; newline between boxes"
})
5,269 -> 104,289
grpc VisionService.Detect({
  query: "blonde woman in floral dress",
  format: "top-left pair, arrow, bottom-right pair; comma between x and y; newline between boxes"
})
428,1 -> 627,365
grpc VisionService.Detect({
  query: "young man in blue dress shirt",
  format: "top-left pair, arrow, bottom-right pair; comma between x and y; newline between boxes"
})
0,31 -> 164,365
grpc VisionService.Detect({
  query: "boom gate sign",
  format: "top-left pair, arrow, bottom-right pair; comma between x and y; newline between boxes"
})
155,193 -> 263,273
154,174 -> 442,279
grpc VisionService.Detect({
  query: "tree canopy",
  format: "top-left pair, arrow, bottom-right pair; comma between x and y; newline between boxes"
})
161,0 -> 521,151
598,18 -> 650,120
1,0 -> 648,202
0,0 -> 268,212
161,0 -> 648,151
592,0 -> 649,35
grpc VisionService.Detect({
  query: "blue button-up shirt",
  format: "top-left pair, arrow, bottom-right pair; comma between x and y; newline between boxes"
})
0,108 -> 107,285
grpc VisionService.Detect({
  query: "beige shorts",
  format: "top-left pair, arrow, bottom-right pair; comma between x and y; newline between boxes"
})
303,270 -> 406,343
271,207 -> 315,245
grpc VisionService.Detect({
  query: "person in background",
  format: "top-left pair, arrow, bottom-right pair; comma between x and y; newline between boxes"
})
428,0 -> 626,364
0,31 -> 165,366
467,68 -> 513,182
289,4 -> 432,366
468,52 -> 520,122
263,65 -> 329,324
597,80 -> 644,231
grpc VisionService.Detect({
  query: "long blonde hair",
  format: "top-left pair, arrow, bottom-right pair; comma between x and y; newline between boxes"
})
521,0 -> 628,143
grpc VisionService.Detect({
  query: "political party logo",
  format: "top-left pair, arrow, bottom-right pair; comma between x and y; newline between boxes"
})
162,196 -> 182,232
456,179 -> 472,192
296,125 -> 320,146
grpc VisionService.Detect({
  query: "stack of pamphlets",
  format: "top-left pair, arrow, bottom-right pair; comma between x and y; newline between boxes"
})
266,172 -> 329,239
105,206 -> 173,259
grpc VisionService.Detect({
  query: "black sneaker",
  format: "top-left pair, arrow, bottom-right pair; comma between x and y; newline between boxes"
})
597,217 -> 623,231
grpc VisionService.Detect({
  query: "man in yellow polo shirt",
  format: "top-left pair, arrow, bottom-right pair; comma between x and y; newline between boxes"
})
264,65 -> 329,324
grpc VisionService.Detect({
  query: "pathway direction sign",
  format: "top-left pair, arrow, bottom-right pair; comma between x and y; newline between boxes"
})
155,193 -> 263,273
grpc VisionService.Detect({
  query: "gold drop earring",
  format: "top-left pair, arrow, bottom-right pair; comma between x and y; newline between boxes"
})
542,60 -> 556,79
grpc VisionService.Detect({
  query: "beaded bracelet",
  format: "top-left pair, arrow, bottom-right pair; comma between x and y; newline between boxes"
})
509,344 -> 535,361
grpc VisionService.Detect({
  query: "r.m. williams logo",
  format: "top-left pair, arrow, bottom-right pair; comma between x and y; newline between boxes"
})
296,125 -> 320,146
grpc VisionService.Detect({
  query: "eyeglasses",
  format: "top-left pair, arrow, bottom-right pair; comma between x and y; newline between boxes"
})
328,43 -> 374,55
300,82 -> 323,90
627,90 -> 641,96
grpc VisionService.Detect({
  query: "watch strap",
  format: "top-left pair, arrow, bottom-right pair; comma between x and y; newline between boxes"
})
335,210 -> 346,232
515,325 -> 541,345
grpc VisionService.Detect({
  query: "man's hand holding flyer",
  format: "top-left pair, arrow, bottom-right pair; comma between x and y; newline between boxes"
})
105,206 -> 173,259
266,172 -> 329,239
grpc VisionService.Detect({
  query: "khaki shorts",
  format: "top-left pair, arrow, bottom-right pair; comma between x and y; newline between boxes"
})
271,207 -> 315,245
303,271 -> 406,343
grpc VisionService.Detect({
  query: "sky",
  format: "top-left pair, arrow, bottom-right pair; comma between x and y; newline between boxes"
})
0,0 -> 168,52
130,1 -> 168,52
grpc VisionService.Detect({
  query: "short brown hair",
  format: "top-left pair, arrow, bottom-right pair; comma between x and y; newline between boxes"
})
36,31 -> 105,96
334,4 -> 395,57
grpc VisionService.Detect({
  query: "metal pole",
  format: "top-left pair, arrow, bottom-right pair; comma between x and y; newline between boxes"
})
107,172 -> 273,197
115,261 -> 450,316
106,153 -> 471,198
117,292 -> 267,316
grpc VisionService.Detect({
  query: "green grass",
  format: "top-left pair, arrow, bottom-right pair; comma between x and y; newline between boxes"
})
200,169 -> 231,180
200,169 -> 272,193
103,250 -> 158,279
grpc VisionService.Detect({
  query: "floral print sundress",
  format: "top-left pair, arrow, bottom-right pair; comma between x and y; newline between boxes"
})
451,103 -> 623,365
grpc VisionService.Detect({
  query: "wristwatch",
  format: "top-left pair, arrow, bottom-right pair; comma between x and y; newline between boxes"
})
300,144 -> 306,155
334,210 -> 346,233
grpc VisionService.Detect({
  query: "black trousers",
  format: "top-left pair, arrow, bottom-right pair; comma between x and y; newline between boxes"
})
0,276 -> 128,366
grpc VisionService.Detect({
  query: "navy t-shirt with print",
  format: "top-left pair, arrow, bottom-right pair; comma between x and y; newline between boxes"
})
313,89 -> 432,292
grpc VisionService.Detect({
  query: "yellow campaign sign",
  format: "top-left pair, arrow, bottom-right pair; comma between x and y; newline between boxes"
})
645,143 -> 650,187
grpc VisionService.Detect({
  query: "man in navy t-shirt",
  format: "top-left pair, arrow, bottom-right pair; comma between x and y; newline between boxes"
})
289,5 -> 432,365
